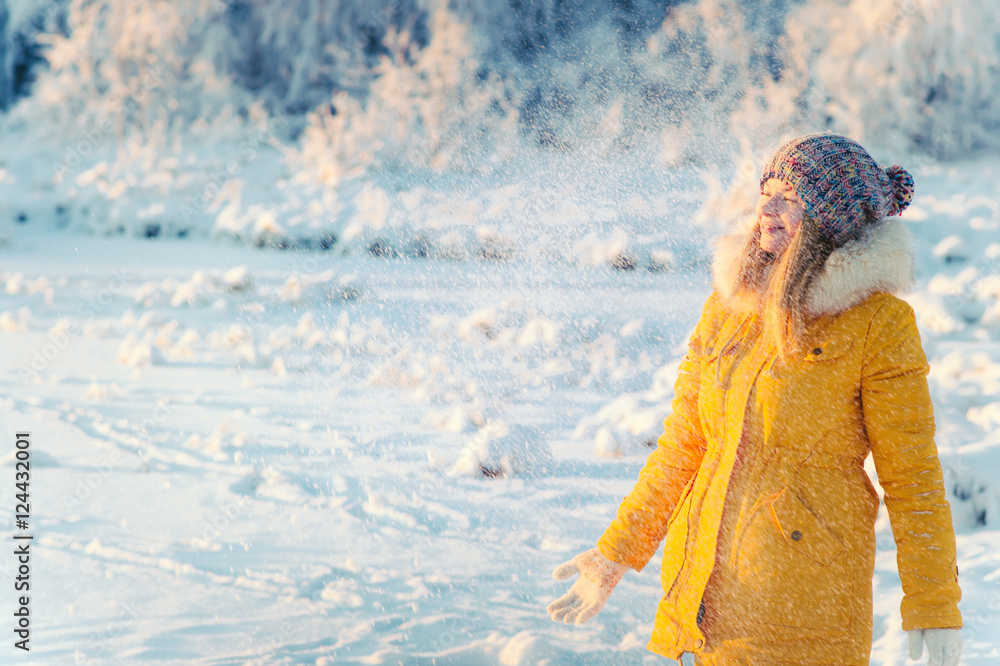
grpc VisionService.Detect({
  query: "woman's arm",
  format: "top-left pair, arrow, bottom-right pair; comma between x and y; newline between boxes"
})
862,296 -> 962,631
595,295 -> 715,571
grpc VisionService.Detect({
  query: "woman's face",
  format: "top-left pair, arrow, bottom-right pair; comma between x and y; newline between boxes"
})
755,178 -> 805,255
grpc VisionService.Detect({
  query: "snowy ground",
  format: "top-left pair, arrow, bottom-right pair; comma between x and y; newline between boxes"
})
2,157 -> 1000,664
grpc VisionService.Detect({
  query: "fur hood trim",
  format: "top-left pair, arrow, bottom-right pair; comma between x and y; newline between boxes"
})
711,218 -> 915,316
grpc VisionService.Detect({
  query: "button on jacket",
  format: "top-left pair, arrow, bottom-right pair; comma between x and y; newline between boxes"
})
597,219 -> 962,664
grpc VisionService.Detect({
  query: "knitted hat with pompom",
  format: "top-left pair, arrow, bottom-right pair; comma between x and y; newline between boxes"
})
760,133 -> 914,245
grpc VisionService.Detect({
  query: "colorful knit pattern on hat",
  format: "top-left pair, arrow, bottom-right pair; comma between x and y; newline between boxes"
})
760,133 -> 914,244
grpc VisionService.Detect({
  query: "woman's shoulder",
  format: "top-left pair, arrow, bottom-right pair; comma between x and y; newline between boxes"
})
840,291 -> 924,352
691,291 -> 740,344
854,291 -> 917,322
699,291 -> 730,324
802,291 -> 916,346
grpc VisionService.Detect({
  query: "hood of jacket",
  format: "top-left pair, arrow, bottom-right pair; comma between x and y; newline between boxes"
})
711,217 -> 915,316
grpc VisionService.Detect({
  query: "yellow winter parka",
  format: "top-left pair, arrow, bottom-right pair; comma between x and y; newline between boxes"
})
597,220 -> 962,664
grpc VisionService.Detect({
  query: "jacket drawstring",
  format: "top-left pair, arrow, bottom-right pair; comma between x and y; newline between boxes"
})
763,348 -> 780,376
715,316 -> 756,386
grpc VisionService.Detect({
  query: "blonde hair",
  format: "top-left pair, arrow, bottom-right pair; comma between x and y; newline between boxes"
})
731,216 -> 836,355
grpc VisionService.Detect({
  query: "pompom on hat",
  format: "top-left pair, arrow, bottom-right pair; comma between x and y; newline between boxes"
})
760,133 -> 914,244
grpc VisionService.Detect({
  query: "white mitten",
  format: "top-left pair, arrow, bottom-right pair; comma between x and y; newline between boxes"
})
908,628 -> 962,666
547,548 -> 629,625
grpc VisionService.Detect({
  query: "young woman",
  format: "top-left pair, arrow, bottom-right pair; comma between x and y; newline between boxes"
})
547,133 -> 963,665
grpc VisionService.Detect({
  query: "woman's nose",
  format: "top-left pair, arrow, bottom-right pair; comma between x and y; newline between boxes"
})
762,195 -> 783,214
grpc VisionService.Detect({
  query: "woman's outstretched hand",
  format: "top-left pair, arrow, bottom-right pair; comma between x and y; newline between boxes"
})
907,628 -> 962,666
547,548 -> 629,625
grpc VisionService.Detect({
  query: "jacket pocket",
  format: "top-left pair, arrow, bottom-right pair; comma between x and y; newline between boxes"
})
769,489 -> 847,567
729,487 -> 852,630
